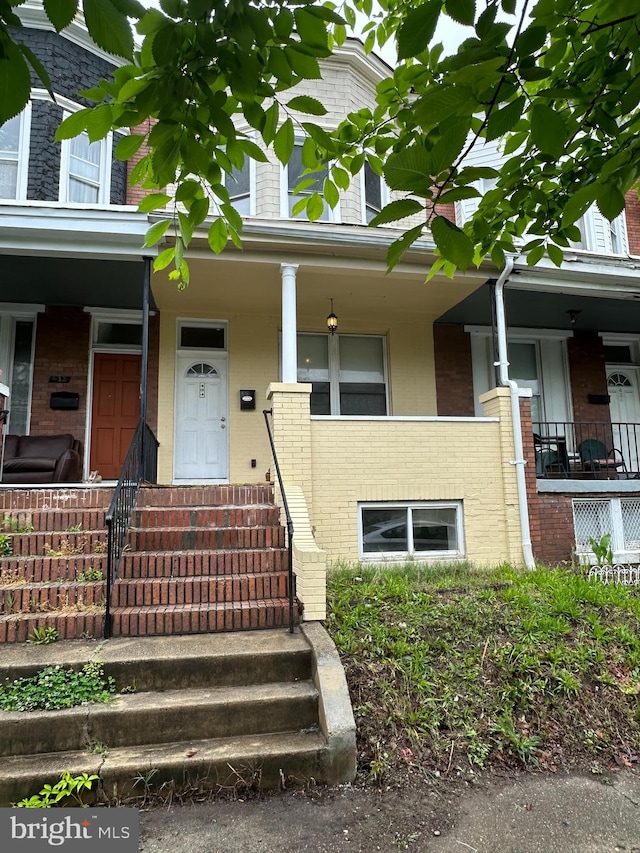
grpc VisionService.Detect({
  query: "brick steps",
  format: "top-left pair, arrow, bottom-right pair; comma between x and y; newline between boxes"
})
1,508 -> 106,532
132,505 -> 280,528
0,610 -> 105,644
8,530 -> 105,557
0,580 -> 105,613
125,525 -> 285,552
112,572 -> 288,607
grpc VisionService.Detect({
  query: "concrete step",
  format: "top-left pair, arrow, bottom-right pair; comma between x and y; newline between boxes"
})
119,548 -> 288,578
125,525 -> 285,552
112,572 -> 288,607
0,682 -> 319,757
0,730 -> 328,806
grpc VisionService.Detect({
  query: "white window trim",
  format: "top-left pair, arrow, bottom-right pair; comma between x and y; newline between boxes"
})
358,501 -> 465,561
296,331 -> 389,416
0,102 -> 32,202
573,497 -> 640,564
58,108 -> 112,205
360,163 -> 389,225
280,138 -> 340,222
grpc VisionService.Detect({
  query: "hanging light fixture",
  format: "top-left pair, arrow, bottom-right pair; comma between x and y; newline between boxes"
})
326,298 -> 338,334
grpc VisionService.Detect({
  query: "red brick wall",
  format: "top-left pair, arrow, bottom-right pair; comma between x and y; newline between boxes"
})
30,307 -> 91,441
126,119 -> 155,206
433,324 -> 475,416
625,190 -> 640,255
536,493 -> 576,565
567,330 -> 610,424
434,202 -> 456,224
520,397 -> 542,556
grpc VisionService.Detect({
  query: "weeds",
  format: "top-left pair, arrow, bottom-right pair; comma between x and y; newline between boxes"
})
27,626 -> 59,645
14,772 -> 99,808
0,661 -> 116,711
76,567 -> 104,582
0,533 -> 12,557
2,515 -> 33,534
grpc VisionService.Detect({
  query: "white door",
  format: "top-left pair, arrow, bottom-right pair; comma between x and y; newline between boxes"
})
174,356 -> 228,482
608,368 -> 640,474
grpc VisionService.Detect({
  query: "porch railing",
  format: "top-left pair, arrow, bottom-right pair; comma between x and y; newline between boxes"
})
533,421 -> 640,480
104,419 -> 159,638
263,409 -> 296,634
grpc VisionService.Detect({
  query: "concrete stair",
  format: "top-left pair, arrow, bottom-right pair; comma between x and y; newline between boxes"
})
0,486 -> 296,642
0,626 -> 356,804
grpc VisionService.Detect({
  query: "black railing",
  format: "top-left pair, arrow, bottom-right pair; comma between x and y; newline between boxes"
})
263,409 -> 296,634
104,420 -> 159,638
533,421 -> 640,480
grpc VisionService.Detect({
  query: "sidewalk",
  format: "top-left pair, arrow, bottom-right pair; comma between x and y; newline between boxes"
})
139,769 -> 640,853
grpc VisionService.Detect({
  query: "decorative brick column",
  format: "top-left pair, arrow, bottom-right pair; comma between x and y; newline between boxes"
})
267,382 -> 327,621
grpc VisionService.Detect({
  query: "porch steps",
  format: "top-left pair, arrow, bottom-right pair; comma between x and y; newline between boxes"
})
0,629 -> 356,805
0,486 -> 295,642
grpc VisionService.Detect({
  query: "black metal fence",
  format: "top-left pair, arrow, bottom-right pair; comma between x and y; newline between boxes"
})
533,421 -> 640,480
104,420 -> 159,638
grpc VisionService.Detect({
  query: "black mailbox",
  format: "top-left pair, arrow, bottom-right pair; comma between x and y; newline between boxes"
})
240,390 -> 256,411
50,391 -> 80,410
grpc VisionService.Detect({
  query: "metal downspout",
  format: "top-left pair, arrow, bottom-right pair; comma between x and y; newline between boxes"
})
494,258 -> 536,570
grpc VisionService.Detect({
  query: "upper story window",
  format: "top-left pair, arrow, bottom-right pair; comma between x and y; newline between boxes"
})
0,106 -> 31,201
362,161 -> 387,224
283,141 -> 335,222
59,124 -> 112,204
571,208 -> 628,255
297,333 -> 388,415
227,159 -> 254,216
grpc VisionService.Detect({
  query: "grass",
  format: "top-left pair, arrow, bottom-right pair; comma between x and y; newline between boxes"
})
326,562 -> 640,784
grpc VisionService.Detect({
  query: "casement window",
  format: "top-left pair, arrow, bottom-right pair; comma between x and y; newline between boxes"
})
297,333 -> 388,416
362,161 -> 387,224
59,126 -> 112,204
282,141 -> 335,221
573,497 -> 640,563
0,105 -> 31,200
359,502 -> 465,560
226,159 -> 254,215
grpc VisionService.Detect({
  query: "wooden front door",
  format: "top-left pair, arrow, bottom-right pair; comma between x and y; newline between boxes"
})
90,353 -> 140,479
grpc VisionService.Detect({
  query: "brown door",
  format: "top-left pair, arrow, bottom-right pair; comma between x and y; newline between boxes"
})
90,353 -> 140,479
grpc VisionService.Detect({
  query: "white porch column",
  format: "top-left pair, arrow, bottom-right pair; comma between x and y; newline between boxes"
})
281,262 -> 299,383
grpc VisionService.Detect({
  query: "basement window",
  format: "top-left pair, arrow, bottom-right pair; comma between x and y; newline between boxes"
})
573,497 -> 640,563
359,502 -> 464,560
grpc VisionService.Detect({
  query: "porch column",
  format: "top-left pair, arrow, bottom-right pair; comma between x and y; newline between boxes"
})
281,263 -> 299,383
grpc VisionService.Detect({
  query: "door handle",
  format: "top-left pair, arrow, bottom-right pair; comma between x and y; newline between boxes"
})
220,417 -> 226,422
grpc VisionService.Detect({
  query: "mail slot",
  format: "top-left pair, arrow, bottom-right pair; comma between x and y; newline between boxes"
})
50,391 -> 80,410
240,389 -> 256,411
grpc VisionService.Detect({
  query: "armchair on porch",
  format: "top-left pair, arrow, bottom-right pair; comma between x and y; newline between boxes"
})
534,434 -> 570,477
578,438 -> 627,478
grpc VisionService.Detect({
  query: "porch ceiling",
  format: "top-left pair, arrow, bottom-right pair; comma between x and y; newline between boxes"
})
437,282 -> 640,334
150,253 -> 488,323
0,254 -> 157,310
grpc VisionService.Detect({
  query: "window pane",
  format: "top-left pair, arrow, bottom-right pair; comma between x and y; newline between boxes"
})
362,508 -> 408,553
508,342 -> 538,380
96,322 -> 142,346
70,134 -> 101,166
0,161 -> 18,199
287,143 -> 328,219
9,320 -> 34,436
364,162 -> 381,223
0,114 -> 21,199
68,177 -> 100,203
180,326 -> 225,349
339,336 -> 386,415
297,335 -> 329,382
228,161 -> 251,214
604,345 -> 632,364
339,383 -> 386,415
412,507 -> 457,552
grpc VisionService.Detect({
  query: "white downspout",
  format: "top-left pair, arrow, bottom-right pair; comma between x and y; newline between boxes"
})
494,258 -> 536,570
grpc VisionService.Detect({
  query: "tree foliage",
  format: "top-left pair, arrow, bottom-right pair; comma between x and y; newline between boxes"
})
1,0 -> 639,281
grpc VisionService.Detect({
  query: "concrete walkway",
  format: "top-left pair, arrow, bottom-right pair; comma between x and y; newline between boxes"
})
139,770 -> 640,853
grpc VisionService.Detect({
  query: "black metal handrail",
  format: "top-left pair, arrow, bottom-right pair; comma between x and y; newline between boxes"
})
263,409 -> 295,634
533,421 -> 640,479
104,419 -> 159,638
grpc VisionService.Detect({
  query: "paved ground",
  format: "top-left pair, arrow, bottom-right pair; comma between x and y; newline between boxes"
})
139,769 -> 640,853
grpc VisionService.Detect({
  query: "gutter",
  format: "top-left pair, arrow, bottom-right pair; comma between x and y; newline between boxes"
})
494,258 -> 536,570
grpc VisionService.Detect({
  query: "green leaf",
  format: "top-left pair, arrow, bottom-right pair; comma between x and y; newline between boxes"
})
85,105 -> 113,142
154,247 -> 175,272
384,147 -> 433,194
386,224 -> 425,271
323,177 -> 339,208
17,43 -> 53,100
302,122 -> 335,152
115,134 -> 146,160
429,118 -> 470,175
54,108 -> 92,141
596,183 -> 626,221
414,86 -> 474,124
137,193 -> 172,213
547,244 -> 563,267
515,25 -> 547,58
561,185 -> 598,226
43,0 -> 77,31
369,198 -> 424,226
286,95 -> 327,116
332,166 -> 350,191
438,186 -> 481,203
178,211 -> 193,246
83,0 -> 134,60
446,0 -> 476,26
526,245 -> 545,266
263,103 -> 279,147
208,218 -> 228,254
294,7 -> 329,51
431,215 -> 474,268
530,104 -> 567,159
0,40 -> 31,123
273,118 -> 295,165
397,0 -> 443,60
307,192 -> 325,221
284,46 -> 322,79
143,219 -> 171,247
486,96 -> 525,142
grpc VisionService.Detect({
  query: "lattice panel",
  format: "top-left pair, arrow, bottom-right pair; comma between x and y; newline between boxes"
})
573,500 -> 613,554
621,499 -> 640,550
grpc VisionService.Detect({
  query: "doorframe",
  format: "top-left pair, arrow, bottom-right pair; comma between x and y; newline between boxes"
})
84,308 -> 144,480
173,318 -> 229,485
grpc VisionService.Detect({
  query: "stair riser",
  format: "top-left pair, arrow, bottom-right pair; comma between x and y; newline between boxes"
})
0,488 -> 112,511
133,506 -> 280,528
0,582 -> 105,614
1,509 -> 106,533
1,695 -> 318,757
112,602 -> 294,636
138,485 -> 274,507
0,556 -> 105,583
126,527 -> 285,552
120,549 -> 288,578
113,574 -> 288,607
8,531 -> 105,558
0,612 -> 104,643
